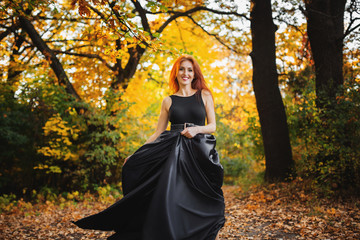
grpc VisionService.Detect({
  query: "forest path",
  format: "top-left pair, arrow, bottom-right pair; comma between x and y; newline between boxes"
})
220,184 -> 359,239
1,184 -> 359,239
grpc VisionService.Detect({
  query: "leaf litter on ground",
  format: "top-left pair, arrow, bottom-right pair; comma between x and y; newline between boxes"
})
1,180 -> 359,239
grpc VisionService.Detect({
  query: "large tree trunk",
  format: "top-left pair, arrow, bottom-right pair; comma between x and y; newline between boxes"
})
250,0 -> 294,181
19,16 -> 81,101
305,0 -> 346,106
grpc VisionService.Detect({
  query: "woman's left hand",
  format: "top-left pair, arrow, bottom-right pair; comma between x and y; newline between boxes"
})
181,126 -> 199,138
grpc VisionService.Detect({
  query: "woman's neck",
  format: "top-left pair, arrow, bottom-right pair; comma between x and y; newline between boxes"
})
177,86 -> 197,96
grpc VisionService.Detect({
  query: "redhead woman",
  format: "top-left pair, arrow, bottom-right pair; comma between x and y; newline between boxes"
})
73,55 -> 225,240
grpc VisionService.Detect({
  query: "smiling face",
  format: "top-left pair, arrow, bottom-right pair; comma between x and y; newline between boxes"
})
176,60 -> 194,87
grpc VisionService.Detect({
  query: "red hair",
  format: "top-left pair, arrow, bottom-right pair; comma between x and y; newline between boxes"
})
169,55 -> 212,98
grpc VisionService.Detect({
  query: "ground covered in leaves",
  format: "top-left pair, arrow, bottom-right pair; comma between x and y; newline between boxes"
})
1,181 -> 359,239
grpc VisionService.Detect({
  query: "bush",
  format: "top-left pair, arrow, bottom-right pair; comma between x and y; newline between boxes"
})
216,108 -> 264,185
286,74 -> 360,195
0,82 -> 132,195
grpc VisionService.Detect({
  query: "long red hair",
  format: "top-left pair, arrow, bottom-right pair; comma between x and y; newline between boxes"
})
169,55 -> 212,97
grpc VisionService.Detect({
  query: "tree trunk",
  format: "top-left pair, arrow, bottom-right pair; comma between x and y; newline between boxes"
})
305,0 -> 346,106
250,0 -> 294,181
111,45 -> 146,90
19,16 -> 81,101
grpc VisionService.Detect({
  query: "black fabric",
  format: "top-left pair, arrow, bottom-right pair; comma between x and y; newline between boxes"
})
72,90 -> 225,239
169,90 -> 206,126
72,130 -> 225,240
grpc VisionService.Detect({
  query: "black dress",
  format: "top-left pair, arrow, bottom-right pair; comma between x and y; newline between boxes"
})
73,90 -> 225,240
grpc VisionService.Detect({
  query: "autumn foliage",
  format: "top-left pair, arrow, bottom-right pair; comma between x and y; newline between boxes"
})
1,0 -> 360,238
1,0 -> 360,227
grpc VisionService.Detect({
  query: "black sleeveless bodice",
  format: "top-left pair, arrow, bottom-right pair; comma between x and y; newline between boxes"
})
169,90 -> 206,126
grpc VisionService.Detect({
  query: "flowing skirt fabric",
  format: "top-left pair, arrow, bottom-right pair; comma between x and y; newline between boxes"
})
73,130 -> 225,240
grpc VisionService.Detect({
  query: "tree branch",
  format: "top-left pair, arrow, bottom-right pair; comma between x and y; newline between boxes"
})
19,15 -> 81,101
53,50 -> 116,71
45,39 -> 89,43
89,4 -> 142,43
174,19 -> 187,51
275,17 -> 306,36
344,18 -> 360,38
345,22 -> 360,37
147,6 -> 250,20
0,22 -> 20,42
131,0 -> 152,38
7,29 -> 27,85
186,15 -> 240,54
37,16 -> 99,22
59,44 -> 99,52
156,6 -> 249,34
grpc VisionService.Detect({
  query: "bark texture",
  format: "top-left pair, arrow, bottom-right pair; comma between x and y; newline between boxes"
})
250,0 -> 294,181
305,0 -> 346,105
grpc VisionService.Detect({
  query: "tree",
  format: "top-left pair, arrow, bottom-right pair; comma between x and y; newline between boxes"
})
19,15 -> 81,100
71,0 -> 249,90
304,0 -> 347,107
250,0 -> 294,181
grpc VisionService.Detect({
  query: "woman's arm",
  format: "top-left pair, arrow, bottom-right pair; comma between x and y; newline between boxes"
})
123,97 -> 171,165
144,96 -> 171,144
181,89 -> 216,138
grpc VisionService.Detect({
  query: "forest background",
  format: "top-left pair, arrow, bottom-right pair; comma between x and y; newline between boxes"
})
1,0 -> 360,207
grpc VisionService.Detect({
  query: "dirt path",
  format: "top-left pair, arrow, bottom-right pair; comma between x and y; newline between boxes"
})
1,184 -> 359,239
220,184 -> 359,239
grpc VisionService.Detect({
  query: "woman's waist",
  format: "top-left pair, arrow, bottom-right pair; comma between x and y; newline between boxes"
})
170,122 -> 203,131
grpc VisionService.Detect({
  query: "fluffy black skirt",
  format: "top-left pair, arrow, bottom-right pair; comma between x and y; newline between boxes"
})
73,130 -> 225,240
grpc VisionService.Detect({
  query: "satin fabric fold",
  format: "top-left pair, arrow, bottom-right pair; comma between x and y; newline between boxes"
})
73,130 -> 225,240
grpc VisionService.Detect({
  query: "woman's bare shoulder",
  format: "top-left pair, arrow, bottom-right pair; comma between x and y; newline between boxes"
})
201,89 -> 212,97
162,96 -> 172,111
201,89 -> 213,102
163,96 -> 172,103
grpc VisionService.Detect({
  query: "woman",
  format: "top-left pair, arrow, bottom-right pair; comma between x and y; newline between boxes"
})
73,55 -> 225,240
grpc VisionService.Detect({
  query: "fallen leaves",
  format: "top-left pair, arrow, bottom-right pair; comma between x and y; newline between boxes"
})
0,183 -> 359,239
1,200 -> 113,239
219,183 -> 360,239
